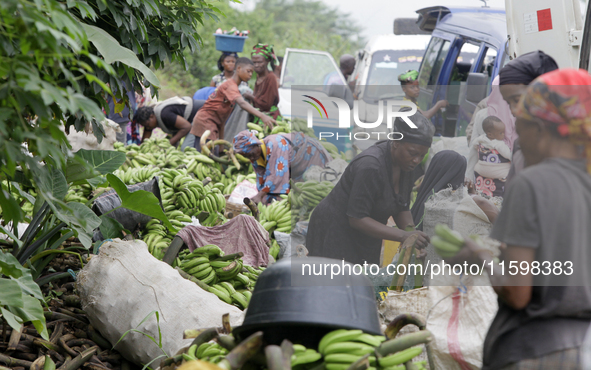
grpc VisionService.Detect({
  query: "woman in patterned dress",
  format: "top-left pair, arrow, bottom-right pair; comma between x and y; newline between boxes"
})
232,130 -> 332,204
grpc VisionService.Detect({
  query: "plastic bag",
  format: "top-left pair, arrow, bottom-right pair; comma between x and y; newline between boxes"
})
228,180 -> 258,205
77,239 -> 244,365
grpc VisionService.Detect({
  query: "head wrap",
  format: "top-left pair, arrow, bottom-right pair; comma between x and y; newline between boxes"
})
488,76 -> 517,150
233,130 -> 262,155
251,43 -> 279,65
217,52 -> 239,72
499,50 -> 558,86
517,69 -> 591,173
398,70 -> 419,83
394,107 -> 436,147
411,150 -> 467,230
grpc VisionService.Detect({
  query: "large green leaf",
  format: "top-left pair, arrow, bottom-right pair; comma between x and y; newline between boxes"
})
81,23 -> 160,88
37,168 -> 68,201
0,279 -> 24,307
0,250 -> 27,278
54,202 -> 101,248
106,174 -> 175,232
99,215 -> 125,239
8,295 -> 49,340
12,273 -> 44,301
0,187 -> 23,223
1,307 -> 23,332
76,149 -> 127,175
66,149 -> 126,183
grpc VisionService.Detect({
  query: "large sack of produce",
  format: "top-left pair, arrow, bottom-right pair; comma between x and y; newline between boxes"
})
77,239 -> 244,365
422,187 -> 502,285
66,119 -> 121,151
425,276 -> 498,370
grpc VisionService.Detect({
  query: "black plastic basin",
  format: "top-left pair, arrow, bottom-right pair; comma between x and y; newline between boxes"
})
233,257 -> 382,348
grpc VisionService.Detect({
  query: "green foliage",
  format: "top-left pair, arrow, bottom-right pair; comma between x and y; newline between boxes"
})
157,0 -> 364,98
0,0 -> 222,226
106,174 -> 176,232
0,250 -> 48,340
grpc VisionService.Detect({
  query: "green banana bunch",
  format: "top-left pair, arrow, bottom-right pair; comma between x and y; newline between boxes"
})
432,223 -> 465,258
377,346 -> 423,368
291,346 -> 322,367
317,329 -> 386,370
214,259 -> 243,281
257,198 -> 292,235
195,342 -> 228,360
269,240 -> 280,260
291,180 -> 334,221
290,117 -> 317,138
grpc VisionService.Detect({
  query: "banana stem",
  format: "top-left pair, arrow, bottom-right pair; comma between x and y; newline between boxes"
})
201,131 -> 211,156
189,327 -> 219,348
228,151 -> 241,170
220,331 -> 264,370
264,345 -> 285,370
243,198 -> 260,221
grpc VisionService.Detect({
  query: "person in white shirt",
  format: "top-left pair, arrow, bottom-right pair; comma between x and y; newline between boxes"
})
473,116 -> 512,197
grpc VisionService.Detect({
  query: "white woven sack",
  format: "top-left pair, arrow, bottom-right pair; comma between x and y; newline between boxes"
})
77,239 -> 244,365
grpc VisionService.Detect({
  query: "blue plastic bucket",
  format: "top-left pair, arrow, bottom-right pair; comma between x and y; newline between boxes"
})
214,34 -> 248,53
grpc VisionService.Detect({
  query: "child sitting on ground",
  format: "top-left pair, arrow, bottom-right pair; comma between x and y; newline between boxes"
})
473,116 -> 512,197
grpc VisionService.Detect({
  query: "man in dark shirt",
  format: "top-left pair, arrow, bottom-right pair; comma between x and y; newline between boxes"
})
135,97 -> 203,146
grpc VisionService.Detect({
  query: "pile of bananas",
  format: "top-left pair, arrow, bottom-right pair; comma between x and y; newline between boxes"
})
291,180 -> 334,221
160,169 -> 226,215
318,329 -> 385,370
247,120 -> 291,139
175,328 -> 429,370
112,167 -> 161,185
269,239 -> 280,260
143,219 -> 178,259
257,197 -> 291,234
291,117 -> 316,138
431,224 -> 465,258
185,342 -> 229,364
176,245 -> 265,309
64,184 -> 92,203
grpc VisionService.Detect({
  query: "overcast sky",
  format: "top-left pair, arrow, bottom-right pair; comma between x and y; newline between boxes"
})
234,0 -> 507,38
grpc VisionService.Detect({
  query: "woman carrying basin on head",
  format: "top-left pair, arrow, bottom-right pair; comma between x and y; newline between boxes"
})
243,43 -> 281,122
305,108 -> 434,265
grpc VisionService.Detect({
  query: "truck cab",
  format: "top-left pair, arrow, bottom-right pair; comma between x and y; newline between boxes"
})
277,48 -> 354,153
415,6 -> 509,137
504,0 -> 587,70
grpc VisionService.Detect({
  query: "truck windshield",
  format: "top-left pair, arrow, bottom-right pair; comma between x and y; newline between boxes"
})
364,50 -> 424,101
282,51 -> 342,88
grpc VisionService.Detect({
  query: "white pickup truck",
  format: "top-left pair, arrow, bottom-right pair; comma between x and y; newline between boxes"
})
276,48 -> 354,153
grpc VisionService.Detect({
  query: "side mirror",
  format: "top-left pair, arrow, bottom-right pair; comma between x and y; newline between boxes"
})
466,72 -> 488,104
327,84 -> 354,109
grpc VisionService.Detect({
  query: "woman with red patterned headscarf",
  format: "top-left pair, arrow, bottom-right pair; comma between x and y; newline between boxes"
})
453,69 -> 591,370
243,43 -> 281,123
